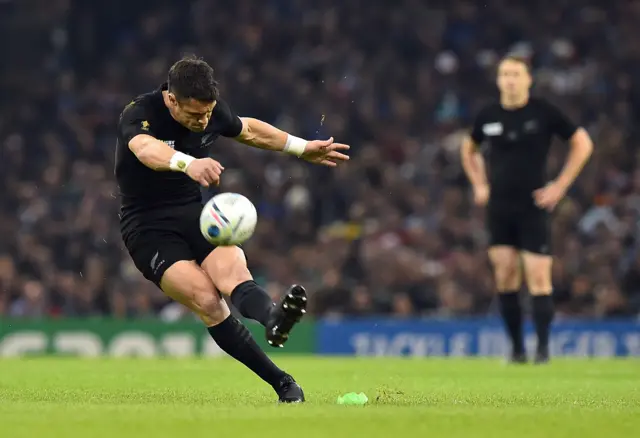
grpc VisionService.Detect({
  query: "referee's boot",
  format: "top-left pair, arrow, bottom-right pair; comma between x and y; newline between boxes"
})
510,351 -> 527,364
266,285 -> 307,348
534,347 -> 550,365
274,374 -> 305,403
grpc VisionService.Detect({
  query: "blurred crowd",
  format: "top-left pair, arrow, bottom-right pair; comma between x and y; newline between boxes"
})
1,0 -> 640,320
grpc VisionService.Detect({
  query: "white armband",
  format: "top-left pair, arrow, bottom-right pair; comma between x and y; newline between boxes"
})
169,151 -> 196,172
284,134 -> 308,157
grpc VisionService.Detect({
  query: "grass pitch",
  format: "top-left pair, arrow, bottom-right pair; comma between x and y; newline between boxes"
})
0,357 -> 638,438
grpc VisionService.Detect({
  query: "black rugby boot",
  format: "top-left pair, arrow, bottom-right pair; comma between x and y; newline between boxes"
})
266,285 -> 307,348
534,348 -> 550,365
275,375 -> 305,403
510,351 -> 528,364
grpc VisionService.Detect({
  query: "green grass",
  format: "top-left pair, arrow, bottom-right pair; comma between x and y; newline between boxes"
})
0,357 -> 639,438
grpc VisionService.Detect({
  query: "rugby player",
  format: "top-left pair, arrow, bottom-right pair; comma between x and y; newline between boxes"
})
461,56 -> 593,363
115,56 -> 349,401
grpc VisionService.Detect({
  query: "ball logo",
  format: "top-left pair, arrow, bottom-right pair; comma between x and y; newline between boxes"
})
225,195 -> 240,206
200,193 -> 257,246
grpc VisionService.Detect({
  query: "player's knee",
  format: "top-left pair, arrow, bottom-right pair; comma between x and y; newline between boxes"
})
202,246 -> 252,295
495,271 -> 520,291
493,258 -> 520,290
522,254 -> 553,294
526,268 -> 552,294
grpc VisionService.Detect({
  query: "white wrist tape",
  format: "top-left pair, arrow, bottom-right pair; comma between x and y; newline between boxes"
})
284,134 -> 308,157
169,151 -> 196,172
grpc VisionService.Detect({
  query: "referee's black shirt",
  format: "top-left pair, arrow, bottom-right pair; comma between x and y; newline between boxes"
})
470,98 -> 578,203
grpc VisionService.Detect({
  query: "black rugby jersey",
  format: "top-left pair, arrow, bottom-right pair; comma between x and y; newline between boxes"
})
115,83 -> 242,223
470,97 -> 578,202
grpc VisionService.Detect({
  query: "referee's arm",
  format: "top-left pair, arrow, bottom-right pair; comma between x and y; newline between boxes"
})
534,104 -> 593,210
553,127 -> 593,193
461,113 -> 490,205
461,135 -> 488,189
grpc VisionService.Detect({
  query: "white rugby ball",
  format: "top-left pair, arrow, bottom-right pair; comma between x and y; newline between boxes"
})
200,193 -> 258,246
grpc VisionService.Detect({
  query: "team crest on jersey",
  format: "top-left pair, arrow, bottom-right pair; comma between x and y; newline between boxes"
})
141,120 -> 150,131
201,133 -> 214,148
524,120 -> 538,132
482,122 -> 503,136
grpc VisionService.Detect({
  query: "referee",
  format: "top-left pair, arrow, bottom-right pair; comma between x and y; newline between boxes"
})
461,56 -> 593,363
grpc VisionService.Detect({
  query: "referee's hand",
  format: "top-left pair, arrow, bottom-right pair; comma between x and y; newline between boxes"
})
473,184 -> 490,206
533,181 -> 567,211
186,158 -> 224,187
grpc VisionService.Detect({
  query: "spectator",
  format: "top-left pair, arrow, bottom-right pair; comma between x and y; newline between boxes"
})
1,0 -> 639,319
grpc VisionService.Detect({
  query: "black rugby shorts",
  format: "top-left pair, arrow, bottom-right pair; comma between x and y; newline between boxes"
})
122,203 -> 216,286
486,200 -> 551,255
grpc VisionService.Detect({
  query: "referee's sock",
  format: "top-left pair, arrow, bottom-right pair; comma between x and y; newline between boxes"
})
498,291 -> 525,355
207,315 -> 286,387
531,294 -> 554,353
231,280 -> 274,327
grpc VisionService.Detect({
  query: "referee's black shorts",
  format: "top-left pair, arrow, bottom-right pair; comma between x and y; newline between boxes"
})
121,202 -> 216,286
486,199 -> 551,255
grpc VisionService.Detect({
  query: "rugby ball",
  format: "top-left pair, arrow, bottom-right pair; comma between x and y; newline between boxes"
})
200,193 -> 258,246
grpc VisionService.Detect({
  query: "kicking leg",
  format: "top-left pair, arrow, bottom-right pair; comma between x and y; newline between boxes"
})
160,260 -> 304,402
488,245 -> 526,363
521,251 -> 554,364
201,246 -> 307,348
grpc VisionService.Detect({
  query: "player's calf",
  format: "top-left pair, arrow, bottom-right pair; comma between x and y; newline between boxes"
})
201,246 -> 308,348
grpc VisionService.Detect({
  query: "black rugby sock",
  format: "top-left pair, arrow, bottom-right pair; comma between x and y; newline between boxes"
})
207,316 -> 286,387
498,291 -> 525,355
231,280 -> 274,327
532,294 -> 554,353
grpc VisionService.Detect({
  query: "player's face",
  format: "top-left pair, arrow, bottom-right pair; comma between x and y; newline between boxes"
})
497,60 -> 532,96
168,94 -> 216,132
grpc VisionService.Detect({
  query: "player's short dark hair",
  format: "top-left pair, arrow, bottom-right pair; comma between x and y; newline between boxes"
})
167,55 -> 219,102
499,54 -> 532,73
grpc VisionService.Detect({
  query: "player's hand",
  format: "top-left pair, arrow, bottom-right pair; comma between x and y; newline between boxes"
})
473,184 -> 490,206
186,158 -> 224,187
533,181 -> 567,211
300,137 -> 350,167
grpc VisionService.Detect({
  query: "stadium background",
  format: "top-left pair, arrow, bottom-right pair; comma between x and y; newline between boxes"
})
1,0 -> 639,357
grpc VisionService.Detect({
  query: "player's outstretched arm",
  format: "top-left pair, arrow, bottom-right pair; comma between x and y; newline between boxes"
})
129,134 -> 224,187
234,117 -> 350,167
